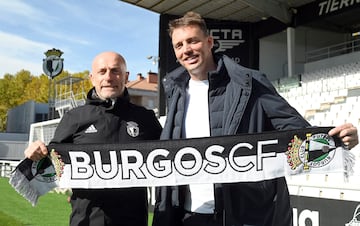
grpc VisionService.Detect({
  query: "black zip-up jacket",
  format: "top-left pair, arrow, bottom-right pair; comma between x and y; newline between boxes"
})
152,54 -> 310,226
51,87 -> 162,226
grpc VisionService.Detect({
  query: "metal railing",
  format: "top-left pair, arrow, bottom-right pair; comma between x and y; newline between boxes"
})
0,160 -> 20,178
55,91 -> 86,118
306,38 -> 360,62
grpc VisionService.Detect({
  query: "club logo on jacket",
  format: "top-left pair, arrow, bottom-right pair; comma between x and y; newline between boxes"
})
127,121 -> 139,137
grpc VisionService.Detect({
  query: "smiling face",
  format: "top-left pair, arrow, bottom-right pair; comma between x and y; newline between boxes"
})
171,25 -> 215,80
89,52 -> 128,100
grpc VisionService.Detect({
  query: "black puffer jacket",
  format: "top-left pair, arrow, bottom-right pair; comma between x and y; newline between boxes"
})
152,54 -> 310,226
51,87 -> 162,226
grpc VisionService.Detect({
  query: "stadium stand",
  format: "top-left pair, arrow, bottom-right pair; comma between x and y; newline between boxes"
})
279,61 -> 360,128
278,61 -> 360,202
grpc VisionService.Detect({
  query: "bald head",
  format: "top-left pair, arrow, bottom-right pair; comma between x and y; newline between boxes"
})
89,51 -> 129,100
91,52 -> 126,72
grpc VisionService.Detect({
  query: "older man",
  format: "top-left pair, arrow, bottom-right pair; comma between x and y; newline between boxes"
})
25,51 -> 162,226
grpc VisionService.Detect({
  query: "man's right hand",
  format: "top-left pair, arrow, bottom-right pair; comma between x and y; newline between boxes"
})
24,140 -> 48,161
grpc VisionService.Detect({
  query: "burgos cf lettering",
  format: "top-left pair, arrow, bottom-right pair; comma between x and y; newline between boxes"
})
68,140 -> 278,181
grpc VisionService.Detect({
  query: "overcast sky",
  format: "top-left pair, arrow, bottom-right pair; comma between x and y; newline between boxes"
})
0,0 -> 160,81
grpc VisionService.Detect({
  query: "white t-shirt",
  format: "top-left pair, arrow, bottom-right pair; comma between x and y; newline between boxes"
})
182,79 -> 215,214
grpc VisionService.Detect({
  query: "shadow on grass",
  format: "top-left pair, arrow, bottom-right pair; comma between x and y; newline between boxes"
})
0,210 -> 27,226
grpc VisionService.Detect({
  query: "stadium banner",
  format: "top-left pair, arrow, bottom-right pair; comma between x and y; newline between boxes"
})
290,195 -> 360,226
10,127 -> 354,206
294,0 -> 360,26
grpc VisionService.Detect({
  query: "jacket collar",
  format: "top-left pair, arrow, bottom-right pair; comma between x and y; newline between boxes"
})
86,87 -> 130,110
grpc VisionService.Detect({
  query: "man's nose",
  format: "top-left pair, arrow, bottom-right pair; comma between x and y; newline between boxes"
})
104,70 -> 113,80
183,43 -> 192,53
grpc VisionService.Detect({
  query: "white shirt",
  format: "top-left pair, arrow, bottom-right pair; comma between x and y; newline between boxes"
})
182,79 -> 215,214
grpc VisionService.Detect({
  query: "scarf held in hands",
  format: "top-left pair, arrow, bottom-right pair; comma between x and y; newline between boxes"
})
9,127 -> 354,206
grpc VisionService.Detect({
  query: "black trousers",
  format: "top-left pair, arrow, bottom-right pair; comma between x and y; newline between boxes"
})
70,196 -> 147,226
182,211 -> 259,226
182,212 -> 223,226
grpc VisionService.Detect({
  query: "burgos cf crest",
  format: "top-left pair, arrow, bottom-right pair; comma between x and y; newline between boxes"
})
31,149 -> 64,183
42,48 -> 64,79
286,133 -> 336,172
127,121 -> 139,137
31,156 -> 57,183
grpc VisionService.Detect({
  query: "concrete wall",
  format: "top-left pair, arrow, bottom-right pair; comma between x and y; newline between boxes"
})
259,26 -> 350,81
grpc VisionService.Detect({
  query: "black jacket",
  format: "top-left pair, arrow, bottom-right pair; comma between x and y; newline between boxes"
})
152,54 -> 310,226
51,87 -> 162,226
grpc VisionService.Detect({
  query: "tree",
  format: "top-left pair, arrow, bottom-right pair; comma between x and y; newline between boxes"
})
0,69 -> 92,132
0,71 -> 36,131
23,74 -> 49,103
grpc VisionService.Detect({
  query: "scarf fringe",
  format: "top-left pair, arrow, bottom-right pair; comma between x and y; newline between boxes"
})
343,147 -> 356,182
9,169 -> 39,206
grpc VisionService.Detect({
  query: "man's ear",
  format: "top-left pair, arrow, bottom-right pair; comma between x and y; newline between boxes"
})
89,73 -> 95,86
208,36 -> 214,49
125,71 -> 130,84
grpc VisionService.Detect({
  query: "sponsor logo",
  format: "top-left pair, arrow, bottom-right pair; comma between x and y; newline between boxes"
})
209,29 -> 245,53
85,124 -> 98,133
214,40 -> 245,53
346,204 -> 360,226
293,208 -> 319,226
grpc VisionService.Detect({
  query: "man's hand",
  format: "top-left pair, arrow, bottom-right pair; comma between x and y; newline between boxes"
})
328,123 -> 358,149
24,140 -> 48,161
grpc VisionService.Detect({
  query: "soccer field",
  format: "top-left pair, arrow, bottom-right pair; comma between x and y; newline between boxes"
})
0,177 -> 153,226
